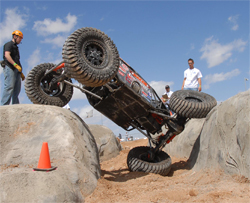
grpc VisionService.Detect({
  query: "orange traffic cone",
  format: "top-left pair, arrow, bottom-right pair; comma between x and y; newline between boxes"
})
33,142 -> 57,171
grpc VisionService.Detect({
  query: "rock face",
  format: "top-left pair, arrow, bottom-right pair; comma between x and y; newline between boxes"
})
193,90 -> 250,178
0,104 -> 101,202
164,118 -> 206,159
165,90 -> 250,179
88,125 -> 122,162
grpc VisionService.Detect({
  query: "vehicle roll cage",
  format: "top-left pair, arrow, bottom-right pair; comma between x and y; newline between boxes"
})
45,59 -> 186,157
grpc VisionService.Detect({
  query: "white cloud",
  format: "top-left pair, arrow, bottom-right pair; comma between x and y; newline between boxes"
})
149,80 -> 174,97
228,15 -> 239,31
26,49 -> 41,72
26,49 -> 62,73
43,50 -> 62,65
200,36 -> 247,68
71,82 -> 87,101
0,7 -> 27,46
204,69 -> 240,89
33,13 -> 77,36
41,35 -> 67,48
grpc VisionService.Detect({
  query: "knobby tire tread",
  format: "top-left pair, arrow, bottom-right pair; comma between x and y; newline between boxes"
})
127,146 -> 172,176
25,63 -> 73,107
169,90 -> 217,118
62,27 -> 120,87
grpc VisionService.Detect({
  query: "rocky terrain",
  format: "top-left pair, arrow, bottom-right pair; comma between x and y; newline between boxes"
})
0,90 -> 249,202
86,139 -> 250,203
0,105 -> 121,202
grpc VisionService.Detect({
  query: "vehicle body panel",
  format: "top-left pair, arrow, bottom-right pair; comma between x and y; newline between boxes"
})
86,58 -> 168,134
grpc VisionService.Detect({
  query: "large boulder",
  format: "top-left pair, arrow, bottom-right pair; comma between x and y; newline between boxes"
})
88,124 -> 122,162
165,90 -> 250,179
193,90 -> 250,178
164,118 -> 206,159
0,104 -> 100,202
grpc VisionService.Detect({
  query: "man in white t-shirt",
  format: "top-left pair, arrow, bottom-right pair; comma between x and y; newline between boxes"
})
162,85 -> 173,105
181,58 -> 202,92
161,85 -> 174,114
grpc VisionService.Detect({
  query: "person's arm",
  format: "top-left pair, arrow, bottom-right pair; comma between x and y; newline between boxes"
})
198,78 -> 202,92
5,51 -> 15,65
161,97 -> 166,104
181,78 -> 186,90
5,51 -> 22,72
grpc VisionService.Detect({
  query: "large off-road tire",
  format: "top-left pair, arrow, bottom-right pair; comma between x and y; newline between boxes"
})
169,90 -> 217,118
62,27 -> 120,87
127,146 -> 172,176
25,63 -> 73,107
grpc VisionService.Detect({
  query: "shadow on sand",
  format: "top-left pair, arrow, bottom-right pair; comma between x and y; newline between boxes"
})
101,168 -> 149,182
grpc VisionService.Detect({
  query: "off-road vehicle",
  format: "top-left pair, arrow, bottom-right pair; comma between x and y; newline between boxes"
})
25,27 -> 217,176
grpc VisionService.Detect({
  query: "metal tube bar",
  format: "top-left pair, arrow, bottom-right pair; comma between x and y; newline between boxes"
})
63,80 -> 103,100
104,84 -> 114,92
45,61 -> 64,76
148,110 -> 173,120
131,123 -> 152,140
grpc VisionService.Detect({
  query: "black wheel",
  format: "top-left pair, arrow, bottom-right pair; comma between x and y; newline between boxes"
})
127,146 -> 172,176
62,27 -> 120,87
169,90 -> 217,118
25,63 -> 73,107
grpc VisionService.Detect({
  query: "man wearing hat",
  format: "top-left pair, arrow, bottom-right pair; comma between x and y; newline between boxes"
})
162,85 -> 173,105
1,30 -> 25,105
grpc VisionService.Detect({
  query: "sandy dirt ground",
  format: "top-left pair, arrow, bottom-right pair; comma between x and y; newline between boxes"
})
85,139 -> 250,203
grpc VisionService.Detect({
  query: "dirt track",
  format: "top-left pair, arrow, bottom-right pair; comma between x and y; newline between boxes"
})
85,139 -> 250,203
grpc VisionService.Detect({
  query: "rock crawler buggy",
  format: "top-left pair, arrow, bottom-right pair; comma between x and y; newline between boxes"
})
25,27 -> 217,176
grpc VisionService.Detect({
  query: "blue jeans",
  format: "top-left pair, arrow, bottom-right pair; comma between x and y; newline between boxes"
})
1,66 -> 21,105
184,87 -> 198,91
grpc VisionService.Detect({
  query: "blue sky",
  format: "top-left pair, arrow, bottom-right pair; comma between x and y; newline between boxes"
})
0,1 -> 249,138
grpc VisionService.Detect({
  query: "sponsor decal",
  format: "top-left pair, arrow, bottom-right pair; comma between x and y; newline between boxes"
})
119,65 -> 127,73
141,91 -> 152,102
127,73 -> 133,80
126,76 -> 132,84
142,91 -> 148,97
122,63 -> 129,71
130,70 -> 149,88
118,70 -> 124,76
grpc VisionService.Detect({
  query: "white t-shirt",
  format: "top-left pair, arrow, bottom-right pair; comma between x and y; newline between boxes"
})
184,67 -> 202,88
163,90 -> 173,104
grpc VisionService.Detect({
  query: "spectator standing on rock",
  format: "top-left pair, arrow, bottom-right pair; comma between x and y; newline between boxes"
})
181,58 -> 202,92
1,30 -> 25,105
162,85 -> 174,115
162,85 -> 173,105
